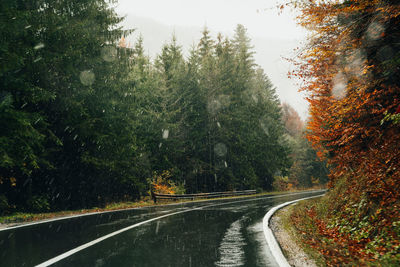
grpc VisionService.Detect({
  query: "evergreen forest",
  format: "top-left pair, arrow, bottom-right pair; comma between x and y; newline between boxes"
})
0,0 -> 327,213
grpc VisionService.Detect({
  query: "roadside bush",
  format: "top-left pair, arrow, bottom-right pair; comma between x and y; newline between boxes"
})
148,170 -> 185,195
27,195 -> 50,212
0,194 -> 9,215
272,176 -> 292,191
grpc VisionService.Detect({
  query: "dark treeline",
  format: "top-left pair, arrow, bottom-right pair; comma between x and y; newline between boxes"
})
0,0 -> 325,213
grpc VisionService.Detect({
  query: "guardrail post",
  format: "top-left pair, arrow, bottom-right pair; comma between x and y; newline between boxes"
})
151,189 -> 156,204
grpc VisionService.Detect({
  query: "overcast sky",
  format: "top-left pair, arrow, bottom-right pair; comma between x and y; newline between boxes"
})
114,0 -> 309,119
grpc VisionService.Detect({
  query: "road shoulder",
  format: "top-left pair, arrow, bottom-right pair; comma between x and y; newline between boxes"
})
270,205 -> 318,267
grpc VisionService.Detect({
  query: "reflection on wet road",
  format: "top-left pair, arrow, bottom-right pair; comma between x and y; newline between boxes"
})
215,216 -> 246,267
0,191 -> 324,266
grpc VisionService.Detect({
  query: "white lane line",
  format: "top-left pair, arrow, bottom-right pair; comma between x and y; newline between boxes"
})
262,194 -> 325,267
0,199 -> 240,231
0,190 -> 322,232
1,199 -> 209,232
35,208 -> 197,267
35,190 -> 324,266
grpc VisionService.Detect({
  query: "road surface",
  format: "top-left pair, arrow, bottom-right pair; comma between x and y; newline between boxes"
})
0,190 -> 324,267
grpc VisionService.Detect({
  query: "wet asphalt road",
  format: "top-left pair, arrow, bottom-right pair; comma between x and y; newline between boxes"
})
0,190 -> 324,267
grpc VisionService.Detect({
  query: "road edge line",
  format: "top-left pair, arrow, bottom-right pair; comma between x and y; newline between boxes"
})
263,193 -> 325,267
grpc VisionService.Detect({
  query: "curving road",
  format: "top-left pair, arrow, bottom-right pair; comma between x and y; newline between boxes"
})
0,190 -> 324,267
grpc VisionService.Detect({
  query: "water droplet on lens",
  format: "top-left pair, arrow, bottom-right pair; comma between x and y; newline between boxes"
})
259,117 -> 271,136
34,43 -> 45,50
23,179 -> 30,187
155,221 -> 160,235
366,21 -> 385,41
101,46 -> 117,62
214,143 -> 227,157
162,129 -> 169,139
80,70 -> 95,86
207,99 -> 221,114
332,72 -> 347,100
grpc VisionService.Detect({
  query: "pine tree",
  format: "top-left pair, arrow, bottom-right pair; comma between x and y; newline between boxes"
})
0,0 -> 137,210
232,24 -> 256,85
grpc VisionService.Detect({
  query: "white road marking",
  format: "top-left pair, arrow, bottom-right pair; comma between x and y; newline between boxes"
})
262,194 -> 325,267
33,190 -> 324,266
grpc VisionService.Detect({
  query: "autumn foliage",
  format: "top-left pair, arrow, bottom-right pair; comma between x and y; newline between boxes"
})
149,170 -> 185,195
290,0 -> 400,263
281,102 -> 304,137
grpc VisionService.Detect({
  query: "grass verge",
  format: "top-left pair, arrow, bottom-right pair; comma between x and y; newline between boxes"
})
286,195 -> 400,266
289,197 -> 364,266
0,199 -> 155,225
276,203 -> 326,266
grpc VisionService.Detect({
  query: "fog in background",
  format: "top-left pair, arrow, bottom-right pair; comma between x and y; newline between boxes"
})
115,0 -> 309,119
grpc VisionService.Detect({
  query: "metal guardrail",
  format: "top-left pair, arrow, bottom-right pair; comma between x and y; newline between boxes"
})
151,190 -> 257,203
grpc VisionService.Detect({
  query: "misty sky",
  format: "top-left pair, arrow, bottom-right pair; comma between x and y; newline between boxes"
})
114,0 -> 309,119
